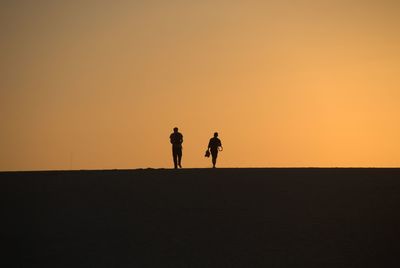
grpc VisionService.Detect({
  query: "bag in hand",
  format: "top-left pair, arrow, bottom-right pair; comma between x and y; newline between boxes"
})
205,150 -> 210,157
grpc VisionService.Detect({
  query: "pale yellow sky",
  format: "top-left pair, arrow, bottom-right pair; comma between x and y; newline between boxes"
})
1,1 -> 400,170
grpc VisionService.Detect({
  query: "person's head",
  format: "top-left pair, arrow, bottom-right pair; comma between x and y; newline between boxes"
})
214,132 -> 218,137
173,127 -> 178,133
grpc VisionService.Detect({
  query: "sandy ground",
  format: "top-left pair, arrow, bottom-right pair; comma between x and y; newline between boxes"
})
1,168 -> 399,267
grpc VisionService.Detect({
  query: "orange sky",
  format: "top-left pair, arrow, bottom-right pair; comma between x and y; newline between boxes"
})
1,1 -> 400,170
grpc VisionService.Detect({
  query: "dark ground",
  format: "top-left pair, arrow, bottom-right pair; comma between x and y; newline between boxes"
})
1,168 -> 399,267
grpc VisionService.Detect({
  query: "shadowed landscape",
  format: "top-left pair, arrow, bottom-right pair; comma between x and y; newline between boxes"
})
1,168 -> 399,267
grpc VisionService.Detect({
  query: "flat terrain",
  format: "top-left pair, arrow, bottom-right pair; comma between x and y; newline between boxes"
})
1,168 -> 399,267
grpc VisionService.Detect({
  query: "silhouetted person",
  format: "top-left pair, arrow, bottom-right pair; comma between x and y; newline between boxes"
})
170,127 -> 183,169
208,132 -> 222,168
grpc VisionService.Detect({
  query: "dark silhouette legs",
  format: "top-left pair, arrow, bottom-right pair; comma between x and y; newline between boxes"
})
172,147 -> 182,169
178,151 -> 182,168
211,150 -> 218,168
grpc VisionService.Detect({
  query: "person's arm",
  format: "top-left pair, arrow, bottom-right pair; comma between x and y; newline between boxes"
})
208,139 -> 212,149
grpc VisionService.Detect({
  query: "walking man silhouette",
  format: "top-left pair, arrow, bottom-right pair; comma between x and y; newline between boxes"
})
170,127 -> 183,169
208,132 -> 222,168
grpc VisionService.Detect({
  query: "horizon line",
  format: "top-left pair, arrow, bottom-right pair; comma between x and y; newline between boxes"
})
2,166 -> 400,173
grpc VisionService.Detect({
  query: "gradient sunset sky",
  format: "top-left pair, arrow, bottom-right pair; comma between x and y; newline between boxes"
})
1,0 -> 400,171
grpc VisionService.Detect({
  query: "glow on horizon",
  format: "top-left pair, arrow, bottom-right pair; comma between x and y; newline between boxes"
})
1,1 -> 400,170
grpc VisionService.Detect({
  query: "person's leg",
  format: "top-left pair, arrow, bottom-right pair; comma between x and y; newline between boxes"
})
211,150 -> 218,168
172,148 -> 178,169
177,148 -> 182,168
